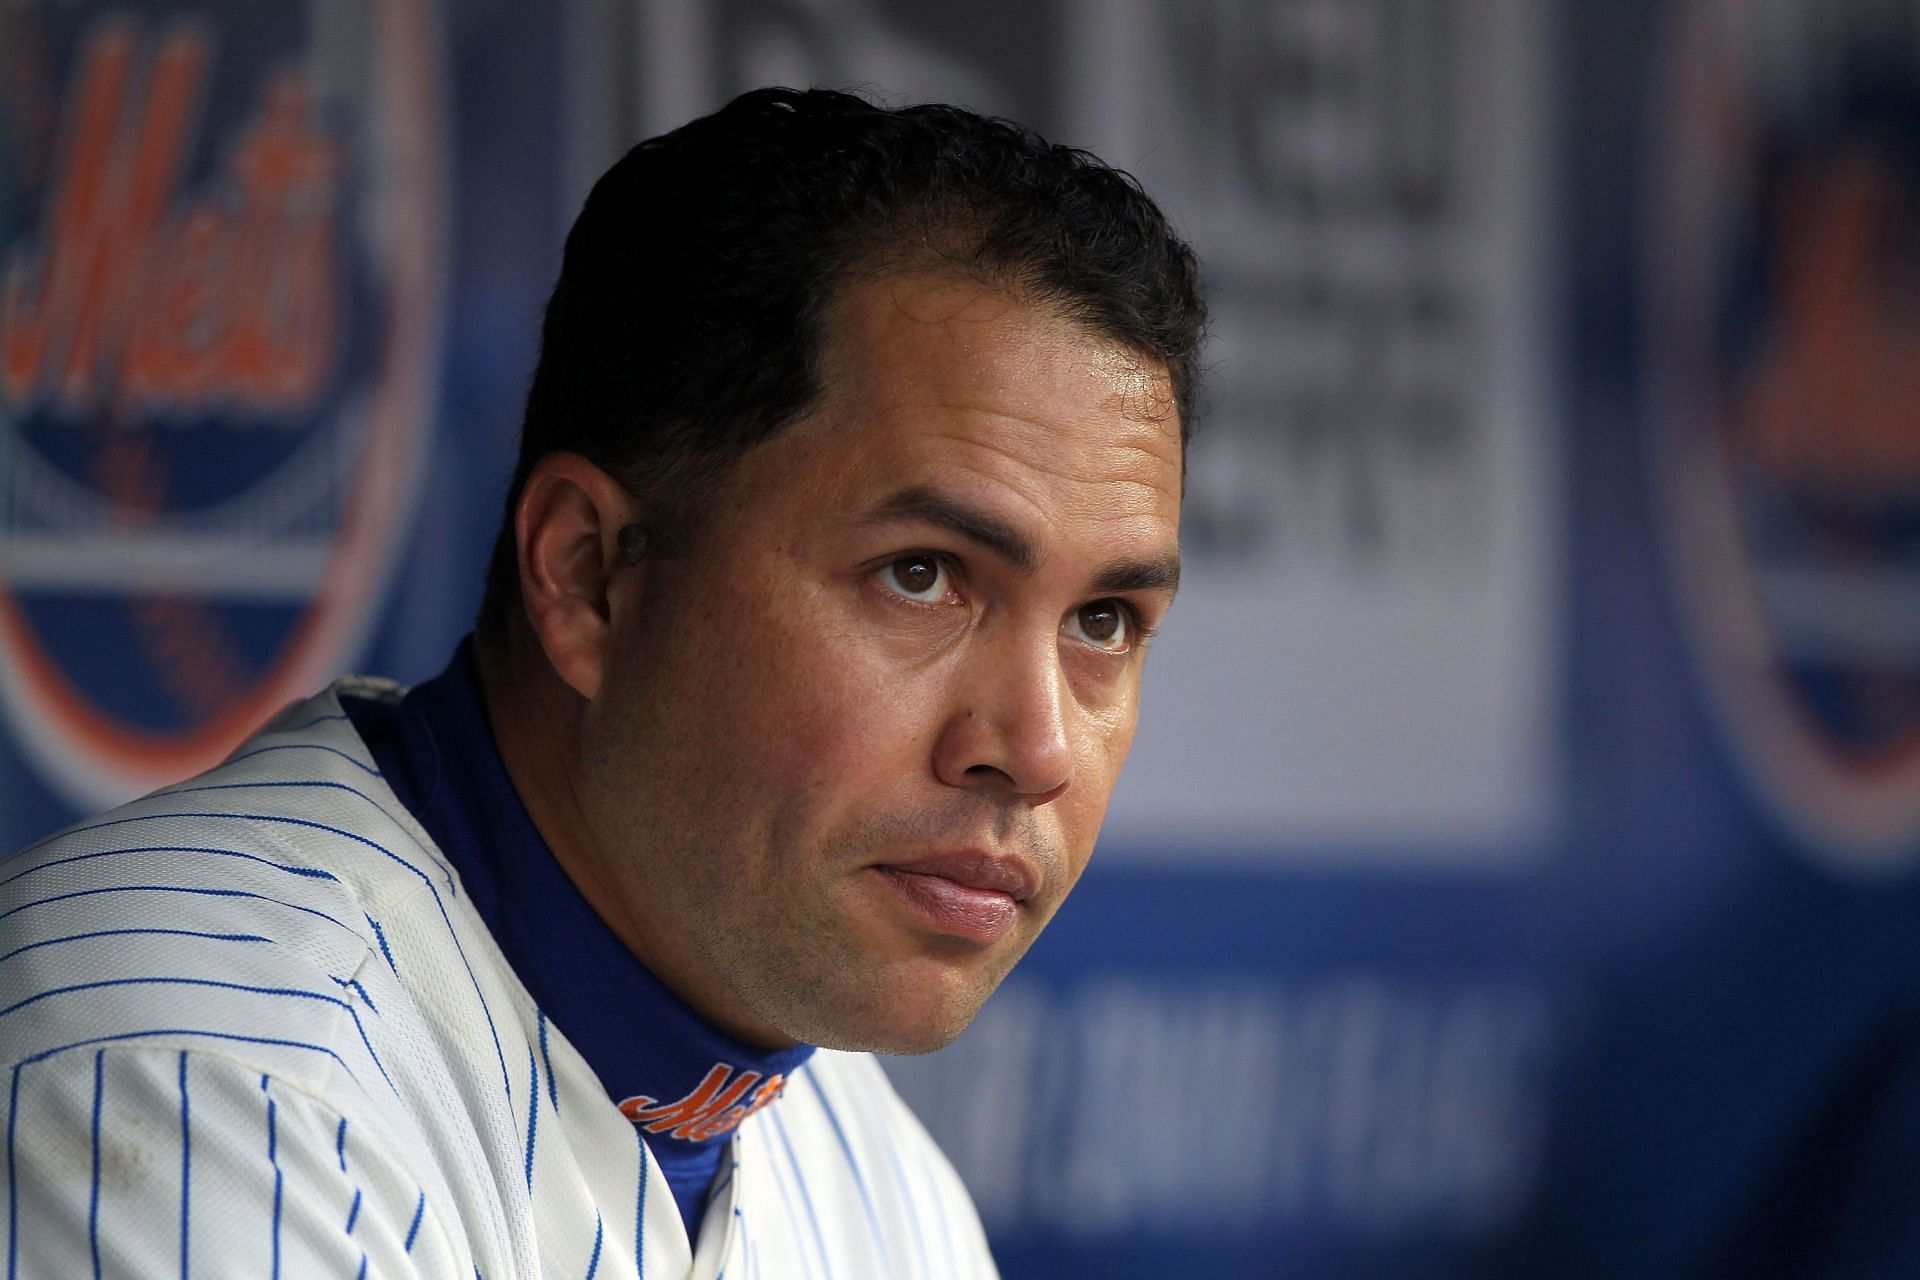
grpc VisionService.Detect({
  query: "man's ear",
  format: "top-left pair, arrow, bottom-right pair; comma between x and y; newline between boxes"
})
514,452 -> 638,702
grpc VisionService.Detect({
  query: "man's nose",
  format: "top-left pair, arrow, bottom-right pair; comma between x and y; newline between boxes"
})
932,633 -> 1074,803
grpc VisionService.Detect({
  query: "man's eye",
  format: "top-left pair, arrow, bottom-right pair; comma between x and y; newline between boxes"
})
882,554 -> 951,602
1063,600 -> 1131,652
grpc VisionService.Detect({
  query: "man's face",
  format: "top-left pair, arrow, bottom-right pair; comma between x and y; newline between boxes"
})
574,271 -> 1183,1054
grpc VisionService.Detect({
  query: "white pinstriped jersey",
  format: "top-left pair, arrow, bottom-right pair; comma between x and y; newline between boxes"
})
0,679 -> 998,1278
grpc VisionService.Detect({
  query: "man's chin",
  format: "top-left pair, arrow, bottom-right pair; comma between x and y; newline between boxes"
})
806,1010 -> 981,1057
765,961 -> 1003,1056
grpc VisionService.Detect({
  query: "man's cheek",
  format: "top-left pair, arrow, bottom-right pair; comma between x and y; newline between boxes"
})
781,683 -> 907,777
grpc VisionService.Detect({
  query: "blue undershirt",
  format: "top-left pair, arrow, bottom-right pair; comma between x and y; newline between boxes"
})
341,637 -> 814,1238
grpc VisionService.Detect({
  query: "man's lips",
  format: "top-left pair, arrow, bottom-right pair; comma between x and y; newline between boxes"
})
878,850 -> 1038,901
869,850 -> 1039,943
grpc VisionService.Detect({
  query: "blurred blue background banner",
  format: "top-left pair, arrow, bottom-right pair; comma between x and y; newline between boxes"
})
4,2 -> 1920,1277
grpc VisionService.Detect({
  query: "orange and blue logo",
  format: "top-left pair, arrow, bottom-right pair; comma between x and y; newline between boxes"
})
619,1064 -> 790,1143
1650,0 -> 1920,869
0,5 -> 446,812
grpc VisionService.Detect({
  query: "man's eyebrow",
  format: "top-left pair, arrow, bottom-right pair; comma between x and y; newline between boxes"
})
865,485 -> 1180,596
867,486 -> 1037,573
1092,553 -> 1180,597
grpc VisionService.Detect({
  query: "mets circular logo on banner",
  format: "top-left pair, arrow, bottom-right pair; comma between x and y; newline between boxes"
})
1650,0 -> 1920,871
0,4 -> 446,810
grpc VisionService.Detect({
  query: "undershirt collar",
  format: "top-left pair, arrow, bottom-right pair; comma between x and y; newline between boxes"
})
341,637 -> 814,1238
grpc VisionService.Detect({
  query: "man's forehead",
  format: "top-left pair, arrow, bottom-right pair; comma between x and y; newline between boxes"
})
841,282 -> 1174,426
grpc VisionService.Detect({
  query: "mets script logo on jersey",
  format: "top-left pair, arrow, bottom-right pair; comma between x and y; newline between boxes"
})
619,1065 -> 789,1143
0,5 -> 446,812
1649,0 -> 1920,870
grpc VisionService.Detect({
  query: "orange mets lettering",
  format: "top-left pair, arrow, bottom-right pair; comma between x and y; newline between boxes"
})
618,1065 -> 789,1141
0,22 -> 343,419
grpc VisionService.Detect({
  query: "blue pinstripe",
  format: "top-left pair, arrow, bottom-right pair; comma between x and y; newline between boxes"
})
336,1117 -> 349,1170
364,914 -> 397,972
800,1066 -> 893,1274
0,884 -> 353,934
329,975 -> 381,1014
731,1205 -> 748,1280
767,1108 -> 832,1277
874,1105 -> 931,1276
265,1081 -> 283,1280
6,1065 -> 19,1280
88,1051 -> 104,1280
537,1009 -> 558,1110
340,1127 -> 362,1280
584,1211 -> 605,1280
634,1127 -> 649,1280
911,1140 -> 956,1280
177,1052 -> 191,1280
741,1204 -> 765,1280
762,1123 -> 821,1280
404,1191 -> 425,1252
707,1158 -> 736,1208
523,1045 -> 540,1189
0,844 -> 339,890
0,928 -> 270,966
341,1009 -> 393,1091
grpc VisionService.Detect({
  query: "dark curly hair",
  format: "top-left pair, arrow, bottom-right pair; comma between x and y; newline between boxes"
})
477,86 -> 1207,636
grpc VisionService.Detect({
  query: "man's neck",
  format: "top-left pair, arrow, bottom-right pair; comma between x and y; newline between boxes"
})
472,626 -> 601,905
472,624 -> 798,1052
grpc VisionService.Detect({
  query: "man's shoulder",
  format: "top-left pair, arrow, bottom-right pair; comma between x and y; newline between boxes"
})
10,678 -> 447,907
0,682 -> 553,1278
0,680 -> 451,1091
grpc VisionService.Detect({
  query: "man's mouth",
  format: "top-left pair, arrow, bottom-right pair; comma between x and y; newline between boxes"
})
868,850 -> 1037,943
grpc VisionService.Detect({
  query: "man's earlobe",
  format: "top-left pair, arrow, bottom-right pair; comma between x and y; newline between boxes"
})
514,453 -> 636,702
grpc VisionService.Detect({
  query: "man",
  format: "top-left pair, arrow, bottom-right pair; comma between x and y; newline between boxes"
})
0,87 -> 1204,1277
